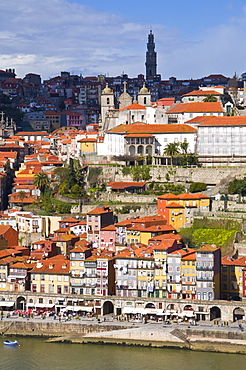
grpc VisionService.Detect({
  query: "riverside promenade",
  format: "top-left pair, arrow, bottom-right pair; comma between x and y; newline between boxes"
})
1,315 -> 246,354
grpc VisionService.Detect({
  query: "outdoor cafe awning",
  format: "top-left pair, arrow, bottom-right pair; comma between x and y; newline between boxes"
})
35,303 -> 55,308
0,301 -> 14,307
65,305 -> 93,312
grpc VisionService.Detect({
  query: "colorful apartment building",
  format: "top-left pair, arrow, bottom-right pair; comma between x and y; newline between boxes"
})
221,256 -> 246,300
100,225 -> 116,252
87,206 -> 114,244
70,245 -> 92,295
126,215 -> 175,245
158,192 -> 211,228
30,256 -> 70,295
167,248 -> 194,299
196,245 -> 221,300
181,251 -> 197,299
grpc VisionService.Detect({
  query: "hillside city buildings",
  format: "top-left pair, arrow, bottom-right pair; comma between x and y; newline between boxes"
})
0,31 -> 246,320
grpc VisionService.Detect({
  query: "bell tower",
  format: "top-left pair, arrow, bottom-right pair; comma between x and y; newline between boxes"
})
145,30 -> 157,79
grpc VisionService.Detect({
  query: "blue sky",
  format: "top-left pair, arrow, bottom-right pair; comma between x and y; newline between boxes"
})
1,0 -> 246,80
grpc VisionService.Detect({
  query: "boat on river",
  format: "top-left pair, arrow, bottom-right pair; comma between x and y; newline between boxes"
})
3,340 -> 19,346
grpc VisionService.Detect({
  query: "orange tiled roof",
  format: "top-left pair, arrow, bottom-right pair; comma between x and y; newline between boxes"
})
182,90 -> 223,97
197,116 -> 246,127
166,202 -> 184,208
158,193 -> 179,200
167,102 -> 223,114
107,181 -> 146,190
101,225 -> 116,231
196,244 -> 218,252
60,217 -> 78,223
119,103 -> 146,111
182,251 -> 196,261
124,133 -> 154,138
87,206 -> 112,215
109,123 -> 197,134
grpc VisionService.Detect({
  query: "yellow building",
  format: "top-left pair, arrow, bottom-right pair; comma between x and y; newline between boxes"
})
51,234 -> 79,255
78,138 -> 97,155
70,245 -> 92,295
165,203 -> 185,230
153,245 -> 168,298
158,193 -> 210,228
221,256 -> 246,300
30,256 -> 70,295
181,251 -> 196,299
126,215 -> 175,245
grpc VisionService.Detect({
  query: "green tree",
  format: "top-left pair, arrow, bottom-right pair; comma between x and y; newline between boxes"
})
163,142 -> 180,165
54,167 -> 70,184
203,94 -> 218,102
70,184 -> 84,197
18,191 -> 26,210
190,182 -> 207,193
180,141 -> 189,155
67,159 -> 77,188
33,172 -> 50,194
58,180 -> 70,195
228,177 -> 246,201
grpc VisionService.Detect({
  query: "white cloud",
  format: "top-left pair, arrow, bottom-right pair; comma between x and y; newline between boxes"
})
0,0 -> 246,81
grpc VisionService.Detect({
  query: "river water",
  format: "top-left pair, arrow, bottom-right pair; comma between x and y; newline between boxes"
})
1,337 -> 246,370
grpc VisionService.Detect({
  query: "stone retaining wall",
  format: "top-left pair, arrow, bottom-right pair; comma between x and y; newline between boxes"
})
0,320 -> 128,337
96,165 -> 246,186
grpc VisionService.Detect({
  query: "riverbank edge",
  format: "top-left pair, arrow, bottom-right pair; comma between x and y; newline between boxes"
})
2,320 -> 246,354
65,337 -> 246,354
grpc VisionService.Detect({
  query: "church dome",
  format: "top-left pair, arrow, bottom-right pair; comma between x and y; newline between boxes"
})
102,84 -> 113,94
139,83 -> 150,94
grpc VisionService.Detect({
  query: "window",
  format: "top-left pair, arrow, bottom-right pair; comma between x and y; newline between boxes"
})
49,284 -> 54,293
41,285 -> 45,293
41,275 -> 45,281
32,284 -> 37,293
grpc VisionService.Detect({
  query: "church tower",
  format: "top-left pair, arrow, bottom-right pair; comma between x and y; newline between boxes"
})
101,84 -> 115,125
145,30 -> 157,79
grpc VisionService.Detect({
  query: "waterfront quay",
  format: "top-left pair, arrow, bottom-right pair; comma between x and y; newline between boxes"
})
1,314 -> 246,354
1,291 -> 246,323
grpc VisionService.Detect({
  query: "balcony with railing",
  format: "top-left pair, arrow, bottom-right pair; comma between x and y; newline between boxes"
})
196,276 -> 213,281
196,265 -> 214,271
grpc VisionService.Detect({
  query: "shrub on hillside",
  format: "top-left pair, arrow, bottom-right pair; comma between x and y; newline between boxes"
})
189,182 -> 207,193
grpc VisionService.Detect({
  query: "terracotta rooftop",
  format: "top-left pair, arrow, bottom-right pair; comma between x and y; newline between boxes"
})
167,102 -> 223,114
107,181 -> 146,190
182,90 -> 223,96
87,206 -> 112,215
108,123 -> 197,134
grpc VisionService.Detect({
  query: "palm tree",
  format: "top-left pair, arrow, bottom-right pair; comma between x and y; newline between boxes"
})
203,94 -> 218,102
33,172 -> 50,195
180,141 -> 189,155
163,142 -> 180,166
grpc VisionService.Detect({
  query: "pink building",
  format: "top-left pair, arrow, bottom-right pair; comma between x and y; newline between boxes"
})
66,112 -> 83,129
100,225 -> 116,252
